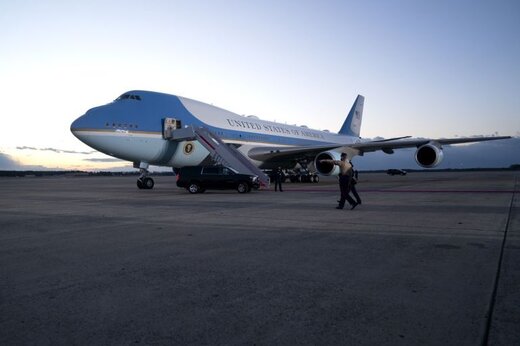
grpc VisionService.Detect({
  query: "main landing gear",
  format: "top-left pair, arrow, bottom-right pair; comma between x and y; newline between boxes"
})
286,161 -> 320,183
135,162 -> 154,190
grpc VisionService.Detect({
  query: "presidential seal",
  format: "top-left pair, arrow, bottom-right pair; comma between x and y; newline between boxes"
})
183,142 -> 194,155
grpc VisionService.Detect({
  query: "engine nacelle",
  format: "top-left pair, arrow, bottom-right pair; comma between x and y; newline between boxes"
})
415,142 -> 444,168
314,151 -> 342,176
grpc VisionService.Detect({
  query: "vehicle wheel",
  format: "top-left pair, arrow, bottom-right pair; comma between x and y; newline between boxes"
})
313,175 -> 320,183
237,182 -> 248,193
188,182 -> 200,194
143,177 -> 154,189
137,178 -> 144,189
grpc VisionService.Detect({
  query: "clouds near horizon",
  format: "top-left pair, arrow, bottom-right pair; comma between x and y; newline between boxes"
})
16,146 -> 96,155
0,152 -> 50,171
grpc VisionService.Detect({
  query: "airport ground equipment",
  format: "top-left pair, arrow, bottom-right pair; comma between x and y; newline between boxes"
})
287,169 -> 320,183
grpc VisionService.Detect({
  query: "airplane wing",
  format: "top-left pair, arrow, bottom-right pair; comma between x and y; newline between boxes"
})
247,136 -> 511,162
350,136 -> 512,153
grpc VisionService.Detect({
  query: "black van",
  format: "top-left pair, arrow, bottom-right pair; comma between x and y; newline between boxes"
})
176,166 -> 259,194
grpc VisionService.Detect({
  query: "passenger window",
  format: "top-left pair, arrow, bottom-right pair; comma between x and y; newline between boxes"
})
222,168 -> 234,175
202,167 -> 218,175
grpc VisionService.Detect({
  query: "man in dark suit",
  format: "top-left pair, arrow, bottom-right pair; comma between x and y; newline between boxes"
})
349,161 -> 362,205
273,167 -> 284,192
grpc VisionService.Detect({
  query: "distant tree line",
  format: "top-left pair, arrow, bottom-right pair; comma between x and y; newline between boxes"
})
0,170 -> 176,177
0,165 -> 518,177
361,165 -> 520,173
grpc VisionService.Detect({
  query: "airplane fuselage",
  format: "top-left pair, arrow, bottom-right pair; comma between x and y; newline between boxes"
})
71,90 -> 359,169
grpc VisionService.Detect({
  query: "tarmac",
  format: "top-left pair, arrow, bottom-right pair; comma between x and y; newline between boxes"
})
0,171 -> 518,345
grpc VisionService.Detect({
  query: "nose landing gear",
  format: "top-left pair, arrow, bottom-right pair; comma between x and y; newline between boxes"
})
137,176 -> 154,189
135,162 -> 154,189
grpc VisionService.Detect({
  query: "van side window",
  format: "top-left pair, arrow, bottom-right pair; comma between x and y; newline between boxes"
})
222,167 -> 234,175
202,167 -> 218,175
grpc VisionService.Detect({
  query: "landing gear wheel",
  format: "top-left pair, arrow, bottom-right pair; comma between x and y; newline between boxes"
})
313,175 -> 320,183
143,177 -> 154,189
137,177 -> 154,189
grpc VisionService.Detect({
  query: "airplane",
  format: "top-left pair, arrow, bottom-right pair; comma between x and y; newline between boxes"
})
70,90 -> 511,189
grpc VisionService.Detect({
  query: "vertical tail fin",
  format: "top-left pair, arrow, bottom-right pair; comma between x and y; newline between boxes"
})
338,95 -> 364,137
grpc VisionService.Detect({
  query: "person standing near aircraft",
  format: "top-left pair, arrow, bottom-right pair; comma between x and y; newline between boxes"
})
320,153 -> 358,210
349,161 -> 362,205
273,167 -> 284,192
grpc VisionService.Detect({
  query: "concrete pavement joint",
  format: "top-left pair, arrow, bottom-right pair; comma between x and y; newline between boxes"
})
481,176 -> 518,346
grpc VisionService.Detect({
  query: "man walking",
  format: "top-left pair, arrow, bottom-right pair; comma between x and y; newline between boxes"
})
349,161 -> 362,205
320,153 -> 358,210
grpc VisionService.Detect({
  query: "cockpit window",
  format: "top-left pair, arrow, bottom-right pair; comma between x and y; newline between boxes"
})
115,93 -> 142,101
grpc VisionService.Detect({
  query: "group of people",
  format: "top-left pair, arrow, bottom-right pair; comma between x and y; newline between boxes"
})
272,152 -> 362,210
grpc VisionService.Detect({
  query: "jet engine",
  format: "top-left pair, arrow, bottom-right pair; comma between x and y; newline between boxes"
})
314,151 -> 342,176
415,142 -> 444,168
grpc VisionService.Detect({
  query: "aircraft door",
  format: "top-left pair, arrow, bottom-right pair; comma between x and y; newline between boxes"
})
162,118 -> 181,139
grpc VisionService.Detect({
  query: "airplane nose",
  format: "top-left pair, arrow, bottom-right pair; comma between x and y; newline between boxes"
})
70,117 -> 80,132
71,107 -> 98,133
70,114 -> 85,138
70,108 -> 97,141
70,110 -> 99,149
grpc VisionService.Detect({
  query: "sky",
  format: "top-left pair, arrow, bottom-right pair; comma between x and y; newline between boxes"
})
1,0 -> 519,171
